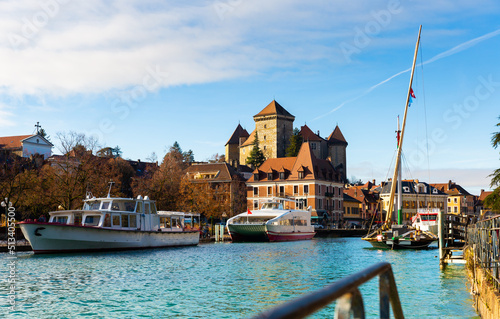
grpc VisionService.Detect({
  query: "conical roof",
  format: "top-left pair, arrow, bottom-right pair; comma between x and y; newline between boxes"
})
225,124 -> 249,146
254,100 -> 294,119
327,125 -> 348,145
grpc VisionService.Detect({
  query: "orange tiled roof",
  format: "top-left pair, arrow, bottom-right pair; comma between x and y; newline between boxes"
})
0,135 -> 32,149
240,129 -> 256,147
254,100 -> 294,118
327,125 -> 347,145
248,142 -> 339,182
225,124 -> 249,146
300,125 -> 323,142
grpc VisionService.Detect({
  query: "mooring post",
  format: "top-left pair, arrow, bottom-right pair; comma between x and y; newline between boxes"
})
439,210 -> 445,267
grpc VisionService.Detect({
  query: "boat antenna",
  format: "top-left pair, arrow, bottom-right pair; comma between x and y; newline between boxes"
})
107,181 -> 115,198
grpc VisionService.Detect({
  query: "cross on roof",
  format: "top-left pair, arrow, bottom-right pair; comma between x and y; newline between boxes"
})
35,122 -> 41,134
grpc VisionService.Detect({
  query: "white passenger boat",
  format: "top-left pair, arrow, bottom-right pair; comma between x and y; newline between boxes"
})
226,199 -> 315,242
412,209 -> 439,235
19,194 -> 200,254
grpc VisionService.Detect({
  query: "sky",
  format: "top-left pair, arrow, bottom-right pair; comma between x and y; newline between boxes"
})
1,0 -> 499,195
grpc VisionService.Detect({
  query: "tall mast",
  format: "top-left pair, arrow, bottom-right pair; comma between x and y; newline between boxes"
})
397,116 -> 402,225
385,25 -> 422,226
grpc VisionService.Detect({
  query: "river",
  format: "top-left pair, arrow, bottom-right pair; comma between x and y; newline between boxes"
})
1,237 -> 478,318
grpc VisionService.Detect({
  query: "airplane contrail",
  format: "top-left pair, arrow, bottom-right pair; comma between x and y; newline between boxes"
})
312,28 -> 500,121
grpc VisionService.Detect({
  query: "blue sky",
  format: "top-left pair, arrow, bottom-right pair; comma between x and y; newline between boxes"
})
1,0 -> 499,195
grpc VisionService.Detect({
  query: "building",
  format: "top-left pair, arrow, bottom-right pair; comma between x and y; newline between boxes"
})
245,141 -> 344,225
225,100 -> 348,181
430,181 -> 476,216
379,179 -> 447,224
0,133 -> 53,159
344,180 -> 380,221
343,193 -> 363,226
185,162 -> 247,218
476,189 -> 497,219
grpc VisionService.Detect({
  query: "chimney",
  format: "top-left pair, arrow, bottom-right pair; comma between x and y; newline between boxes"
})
448,180 -> 452,190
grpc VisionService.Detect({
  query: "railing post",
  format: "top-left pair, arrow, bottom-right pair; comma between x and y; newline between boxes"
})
438,210 -> 445,267
334,288 -> 365,319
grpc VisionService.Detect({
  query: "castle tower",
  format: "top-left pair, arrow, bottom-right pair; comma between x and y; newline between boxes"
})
327,125 -> 348,182
252,100 -> 295,159
225,124 -> 249,167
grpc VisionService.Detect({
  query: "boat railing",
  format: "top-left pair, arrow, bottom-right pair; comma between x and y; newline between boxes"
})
251,262 -> 404,319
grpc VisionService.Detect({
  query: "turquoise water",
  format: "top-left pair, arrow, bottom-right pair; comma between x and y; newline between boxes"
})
2,238 -> 477,318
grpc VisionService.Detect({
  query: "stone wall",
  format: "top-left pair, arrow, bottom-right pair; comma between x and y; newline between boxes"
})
466,247 -> 500,319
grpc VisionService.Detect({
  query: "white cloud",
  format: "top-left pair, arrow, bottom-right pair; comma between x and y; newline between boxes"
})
0,0 -> 498,98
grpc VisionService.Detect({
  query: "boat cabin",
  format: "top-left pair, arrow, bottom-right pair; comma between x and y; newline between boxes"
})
48,195 -> 158,231
158,211 -> 201,232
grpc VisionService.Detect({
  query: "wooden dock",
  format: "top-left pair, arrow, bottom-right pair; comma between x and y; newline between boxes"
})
439,211 -> 468,266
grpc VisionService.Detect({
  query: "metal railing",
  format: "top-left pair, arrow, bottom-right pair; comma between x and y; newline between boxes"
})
467,215 -> 500,291
251,262 -> 404,319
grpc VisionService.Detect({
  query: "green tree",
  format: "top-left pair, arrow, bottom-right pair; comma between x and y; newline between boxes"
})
286,127 -> 303,157
485,117 -> 500,210
246,132 -> 266,168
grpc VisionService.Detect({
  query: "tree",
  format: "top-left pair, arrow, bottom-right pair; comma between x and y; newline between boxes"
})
485,116 -> 500,210
207,153 -> 225,163
39,128 -> 51,142
96,146 -> 122,158
246,132 -> 266,168
133,143 -> 186,210
286,127 -> 303,157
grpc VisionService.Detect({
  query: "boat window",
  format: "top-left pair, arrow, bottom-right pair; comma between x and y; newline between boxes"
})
101,201 -> 110,210
144,203 -> 150,214
150,203 -> 157,214
121,214 -> 129,227
136,202 -> 143,214
53,216 -> 68,224
130,215 -> 137,228
160,217 -> 171,228
84,215 -> 101,226
112,215 -> 121,227
279,219 -> 292,226
84,201 -> 100,210
103,214 -> 111,227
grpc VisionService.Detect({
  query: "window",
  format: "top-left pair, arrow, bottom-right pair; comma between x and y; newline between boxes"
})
318,199 -> 322,209
145,203 -> 150,214
103,214 -> 111,227
84,215 -> 101,226
264,124 -> 267,128
263,146 -> 266,150
267,173 -> 273,180
253,187 -> 258,196
454,198 -> 458,204
101,201 -> 110,210
122,214 -> 129,227
447,198 -> 451,203
304,185 -> 309,194
311,143 -> 316,150
136,202 -> 143,213
294,185 -> 298,194
254,173 -> 259,181
454,207 -> 458,213
112,215 -> 121,227
264,135 -> 266,140
318,185 -> 322,195
54,216 -> 68,224
279,172 -> 285,180
279,186 -> 285,196
298,171 -> 304,179
267,186 -> 272,196
253,200 -> 259,209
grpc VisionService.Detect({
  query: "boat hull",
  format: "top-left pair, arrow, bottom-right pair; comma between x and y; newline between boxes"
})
266,230 -> 315,242
227,224 -> 268,242
20,222 -> 200,254
362,237 -> 435,250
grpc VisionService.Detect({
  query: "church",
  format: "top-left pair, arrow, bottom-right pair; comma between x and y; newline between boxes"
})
225,100 -> 348,182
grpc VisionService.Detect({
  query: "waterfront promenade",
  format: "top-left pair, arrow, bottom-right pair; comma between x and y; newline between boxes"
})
2,237 -> 477,318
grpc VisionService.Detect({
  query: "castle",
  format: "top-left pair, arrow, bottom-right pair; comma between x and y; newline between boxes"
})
225,100 -> 348,181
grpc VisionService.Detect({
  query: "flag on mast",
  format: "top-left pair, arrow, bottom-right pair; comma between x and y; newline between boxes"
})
409,87 -> 416,106
247,209 -> 252,215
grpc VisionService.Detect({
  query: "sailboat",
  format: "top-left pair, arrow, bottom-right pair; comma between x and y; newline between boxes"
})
362,25 -> 438,249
